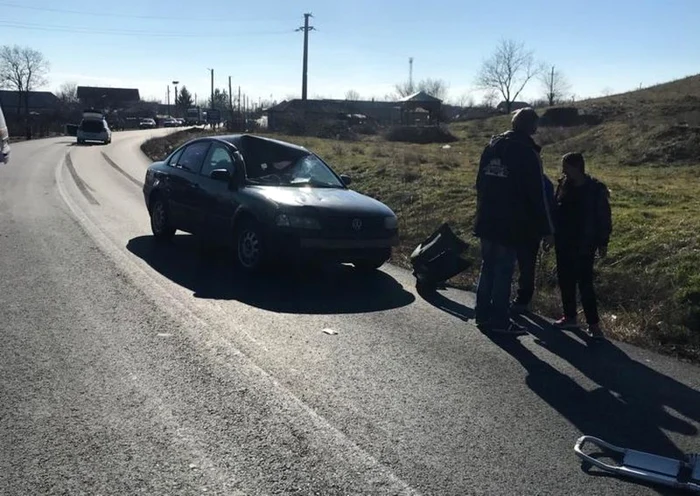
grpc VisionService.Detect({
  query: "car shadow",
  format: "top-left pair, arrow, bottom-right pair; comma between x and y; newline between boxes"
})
126,234 -> 415,314
417,287 -> 699,489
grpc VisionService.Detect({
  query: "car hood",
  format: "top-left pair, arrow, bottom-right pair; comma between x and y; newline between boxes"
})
244,185 -> 395,217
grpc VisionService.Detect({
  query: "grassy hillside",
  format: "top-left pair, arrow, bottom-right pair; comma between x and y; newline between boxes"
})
142,74 -> 700,361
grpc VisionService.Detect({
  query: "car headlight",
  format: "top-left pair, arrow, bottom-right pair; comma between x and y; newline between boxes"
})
275,213 -> 321,229
384,215 -> 398,229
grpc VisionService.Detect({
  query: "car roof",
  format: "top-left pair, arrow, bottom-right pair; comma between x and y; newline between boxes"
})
218,134 -> 309,153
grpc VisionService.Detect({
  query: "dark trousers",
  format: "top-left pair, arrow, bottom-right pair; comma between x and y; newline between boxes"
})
556,246 -> 600,325
475,239 -> 517,329
516,240 -> 540,305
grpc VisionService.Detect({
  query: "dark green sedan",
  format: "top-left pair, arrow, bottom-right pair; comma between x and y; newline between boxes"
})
143,134 -> 399,272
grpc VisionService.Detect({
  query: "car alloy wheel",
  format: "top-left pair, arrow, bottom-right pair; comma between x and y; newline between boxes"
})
237,223 -> 264,271
150,198 -> 175,240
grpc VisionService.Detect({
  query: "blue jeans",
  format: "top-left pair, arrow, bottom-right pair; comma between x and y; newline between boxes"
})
475,239 -> 517,329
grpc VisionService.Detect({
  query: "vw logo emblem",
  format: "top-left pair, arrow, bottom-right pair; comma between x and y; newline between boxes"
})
352,218 -> 363,231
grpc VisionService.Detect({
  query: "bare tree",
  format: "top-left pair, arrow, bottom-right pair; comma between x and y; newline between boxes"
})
0,45 -> 50,116
394,78 -> 450,101
481,89 -> 499,109
601,86 -> 613,97
539,65 -> 571,106
475,39 -> 540,113
56,81 -> 79,104
345,89 -> 360,101
452,92 -> 475,108
393,81 -> 414,98
418,78 -> 450,101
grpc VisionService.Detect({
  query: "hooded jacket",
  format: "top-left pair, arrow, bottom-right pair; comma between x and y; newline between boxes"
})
473,130 -> 554,246
554,175 -> 612,253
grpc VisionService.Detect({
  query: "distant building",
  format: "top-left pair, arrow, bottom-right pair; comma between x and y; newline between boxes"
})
265,91 -> 444,131
0,90 -> 60,114
76,86 -> 140,110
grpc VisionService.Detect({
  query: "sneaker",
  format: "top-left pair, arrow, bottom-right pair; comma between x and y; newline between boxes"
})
587,323 -> 605,341
510,300 -> 530,315
554,316 -> 579,329
491,322 -> 528,336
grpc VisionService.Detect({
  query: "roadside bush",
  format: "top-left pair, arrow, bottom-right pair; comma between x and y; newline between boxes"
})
384,125 -> 458,144
352,121 -> 379,135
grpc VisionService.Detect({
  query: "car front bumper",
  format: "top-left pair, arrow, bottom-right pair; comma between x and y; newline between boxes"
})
299,236 -> 398,249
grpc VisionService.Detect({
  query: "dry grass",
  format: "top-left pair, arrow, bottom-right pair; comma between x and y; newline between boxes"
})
141,74 -> 700,362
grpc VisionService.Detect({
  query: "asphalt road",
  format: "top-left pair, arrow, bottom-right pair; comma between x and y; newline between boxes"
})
1,129 -> 699,495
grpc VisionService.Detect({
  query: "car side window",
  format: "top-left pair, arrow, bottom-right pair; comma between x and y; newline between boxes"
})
167,148 -> 184,167
177,142 -> 211,173
200,144 -> 234,178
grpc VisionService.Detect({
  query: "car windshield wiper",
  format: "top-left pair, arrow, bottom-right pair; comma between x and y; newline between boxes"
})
288,178 -> 340,188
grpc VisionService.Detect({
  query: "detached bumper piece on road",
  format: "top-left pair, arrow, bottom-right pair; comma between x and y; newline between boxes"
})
410,223 -> 471,290
575,435 -> 700,493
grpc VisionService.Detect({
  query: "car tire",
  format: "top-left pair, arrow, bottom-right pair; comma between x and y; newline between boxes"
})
235,218 -> 266,273
150,196 -> 176,241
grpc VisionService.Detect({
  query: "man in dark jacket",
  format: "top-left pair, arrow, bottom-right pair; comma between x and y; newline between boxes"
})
473,108 -> 555,334
511,174 -> 556,314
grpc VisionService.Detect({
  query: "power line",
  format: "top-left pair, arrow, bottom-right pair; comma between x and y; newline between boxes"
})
0,1 -> 295,23
0,20 -> 294,38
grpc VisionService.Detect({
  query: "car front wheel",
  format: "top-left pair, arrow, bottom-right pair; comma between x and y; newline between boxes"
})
235,219 -> 266,272
150,197 -> 176,241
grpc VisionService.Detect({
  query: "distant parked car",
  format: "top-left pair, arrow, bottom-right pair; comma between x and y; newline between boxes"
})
139,118 -> 156,129
0,103 -> 9,164
77,110 -> 111,145
143,134 -> 399,272
162,117 -> 179,128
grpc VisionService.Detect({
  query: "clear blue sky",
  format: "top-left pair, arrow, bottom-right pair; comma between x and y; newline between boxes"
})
1,0 -> 698,105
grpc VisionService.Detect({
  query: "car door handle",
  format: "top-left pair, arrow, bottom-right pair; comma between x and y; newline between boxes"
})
190,183 -> 200,189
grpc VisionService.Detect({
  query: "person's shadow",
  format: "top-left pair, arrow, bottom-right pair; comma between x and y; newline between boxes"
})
418,287 -> 699,493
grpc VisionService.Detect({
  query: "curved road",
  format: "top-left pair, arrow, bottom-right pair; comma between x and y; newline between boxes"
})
1,129 -> 699,495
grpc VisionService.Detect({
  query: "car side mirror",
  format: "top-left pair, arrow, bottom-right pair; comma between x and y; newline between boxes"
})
210,168 -> 232,182
340,174 -> 352,186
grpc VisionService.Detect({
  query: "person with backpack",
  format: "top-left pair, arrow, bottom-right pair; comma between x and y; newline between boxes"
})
473,108 -> 555,334
548,152 -> 612,340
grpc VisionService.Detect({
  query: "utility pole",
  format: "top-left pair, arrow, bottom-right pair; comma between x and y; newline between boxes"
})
167,85 -> 171,117
228,76 -> 233,129
549,65 -> 555,105
409,57 -> 414,93
296,12 -> 315,101
172,80 -> 179,117
238,86 -> 241,114
208,68 -> 214,108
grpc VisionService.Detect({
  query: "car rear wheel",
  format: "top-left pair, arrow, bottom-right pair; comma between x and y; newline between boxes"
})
150,197 -> 175,241
235,219 -> 266,272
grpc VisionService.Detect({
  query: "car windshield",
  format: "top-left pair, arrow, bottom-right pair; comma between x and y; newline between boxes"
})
245,140 -> 344,188
247,154 -> 344,188
81,120 -> 105,133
